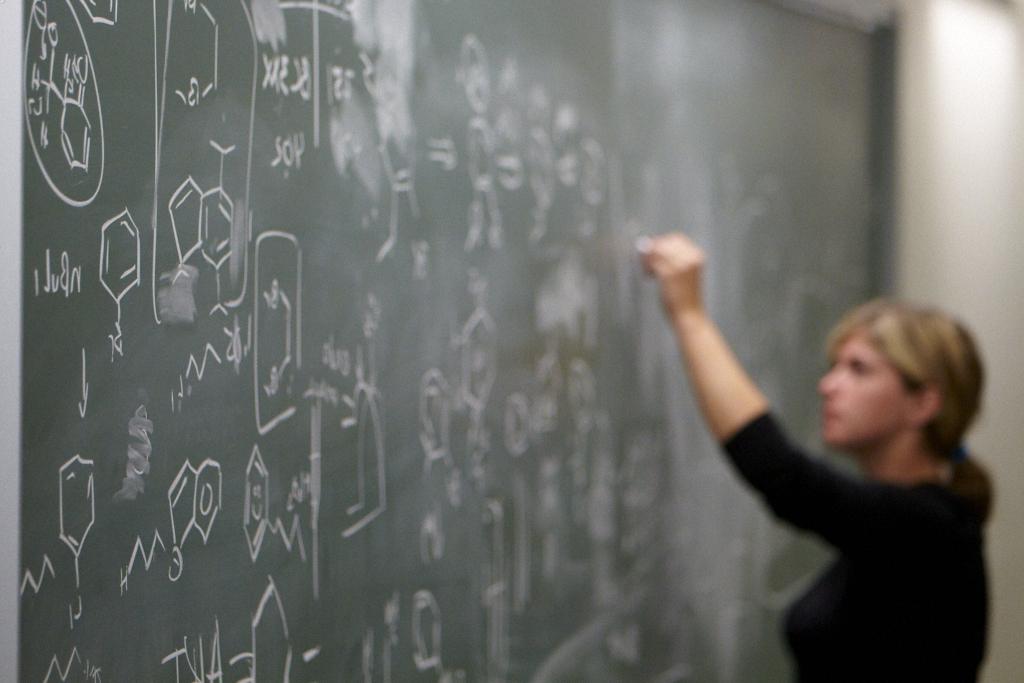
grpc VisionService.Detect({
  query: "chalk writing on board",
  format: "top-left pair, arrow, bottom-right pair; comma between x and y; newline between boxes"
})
58,454 -> 94,589
172,342 -> 224,413
24,0 -> 105,207
78,0 -> 118,27
482,499 -> 511,681
254,231 -> 303,434
161,616 -> 223,683
201,141 -> 239,316
305,382 -> 337,599
459,35 -> 504,252
427,136 -> 458,171
173,2 -> 219,108
412,589 -> 443,673
244,445 -> 309,563
228,575 -> 294,682
99,209 -> 140,359
377,142 -> 420,262
33,249 -> 83,299
340,298 -> 387,538
504,392 -> 530,458
77,348 -> 88,418
42,645 -> 102,683
456,269 -> 496,488
224,313 -> 253,375
20,554 -> 56,597
119,530 -> 166,594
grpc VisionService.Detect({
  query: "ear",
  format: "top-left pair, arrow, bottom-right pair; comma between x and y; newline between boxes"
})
907,383 -> 943,428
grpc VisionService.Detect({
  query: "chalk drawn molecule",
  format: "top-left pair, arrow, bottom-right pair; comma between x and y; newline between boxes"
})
200,143 -> 236,273
174,2 -> 219,108
24,0 -> 105,206
251,576 -> 293,681
99,209 -> 141,303
58,455 -> 95,586
79,0 -> 117,26
168,176 -> 204,266
244,445 -> 270,561
167,458 -> 222,548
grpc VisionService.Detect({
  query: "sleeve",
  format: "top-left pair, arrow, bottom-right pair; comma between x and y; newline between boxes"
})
722,412 -> 956,553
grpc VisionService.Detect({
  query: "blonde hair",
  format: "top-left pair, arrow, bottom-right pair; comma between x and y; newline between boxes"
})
827,299 -> 993,522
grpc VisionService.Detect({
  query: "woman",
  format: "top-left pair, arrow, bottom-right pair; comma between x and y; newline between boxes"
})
641,233 -> 992,682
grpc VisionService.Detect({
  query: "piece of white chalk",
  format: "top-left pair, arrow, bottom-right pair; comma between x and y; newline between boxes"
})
635,236 -> 653,255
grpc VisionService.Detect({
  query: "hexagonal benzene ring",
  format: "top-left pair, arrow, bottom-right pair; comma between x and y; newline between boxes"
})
258,278 -> 294,399
244,445 -> 269,561
461,311 -> 496,411
412,590 -> 442,672
167,458 -> 222,547
173,2 -> 219,105
252,576 -> 292,682
418,369 -> 450,467
458,35 -> 490,115
193,459 -> 222,543
100,209 -> 141,302
201,187 -> 233,269
503,392 -> 530,457
58,455 -> 95,557
168,176 -> 204,265
60,99 -> 92,172
167,461 -> 197,546
79,0 -> 118,26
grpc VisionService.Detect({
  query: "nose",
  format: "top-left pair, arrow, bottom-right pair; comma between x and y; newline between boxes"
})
818,367 -> 839,397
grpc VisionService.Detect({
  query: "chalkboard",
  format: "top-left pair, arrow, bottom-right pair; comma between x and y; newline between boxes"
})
20,1 -> 885,681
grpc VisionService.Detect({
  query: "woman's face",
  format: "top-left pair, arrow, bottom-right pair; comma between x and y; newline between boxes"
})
818,331 -> 923,454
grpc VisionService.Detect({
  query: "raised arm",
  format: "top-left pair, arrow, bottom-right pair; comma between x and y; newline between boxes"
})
640,233 -> 768,441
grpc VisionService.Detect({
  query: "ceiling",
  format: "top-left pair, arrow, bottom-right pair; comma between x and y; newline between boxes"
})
773,0 -> 900,29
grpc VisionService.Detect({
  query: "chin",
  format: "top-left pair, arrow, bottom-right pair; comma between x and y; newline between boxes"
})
822,430 -> 853,452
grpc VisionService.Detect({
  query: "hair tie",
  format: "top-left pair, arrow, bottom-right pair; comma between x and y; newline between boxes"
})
951,445 -> 969,463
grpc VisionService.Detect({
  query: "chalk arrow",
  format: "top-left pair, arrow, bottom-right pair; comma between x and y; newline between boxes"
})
427,137 -> 458,171
78,348 -> 88,418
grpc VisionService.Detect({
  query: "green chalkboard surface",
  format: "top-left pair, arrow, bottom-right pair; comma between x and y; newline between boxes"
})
20,0 -> 884,680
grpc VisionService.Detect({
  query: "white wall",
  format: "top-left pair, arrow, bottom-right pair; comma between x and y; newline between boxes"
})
896,1 -> 1024,680
0,1 -> 22,680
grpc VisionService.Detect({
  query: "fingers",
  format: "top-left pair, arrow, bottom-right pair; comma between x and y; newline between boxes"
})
638,233 -> 704,278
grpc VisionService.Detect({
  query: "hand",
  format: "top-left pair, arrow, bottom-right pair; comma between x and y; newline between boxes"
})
640,233 -> 707,320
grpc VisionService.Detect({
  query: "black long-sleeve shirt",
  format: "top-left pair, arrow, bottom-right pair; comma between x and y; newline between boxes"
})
723,413 -> 987,682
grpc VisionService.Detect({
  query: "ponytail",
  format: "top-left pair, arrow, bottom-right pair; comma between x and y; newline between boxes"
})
950,457 -> 994,524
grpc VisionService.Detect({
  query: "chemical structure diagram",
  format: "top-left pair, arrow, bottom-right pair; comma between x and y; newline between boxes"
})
456,269 -> 497,489
56,454 -> 95,630
167,458 -> 223,580
162,140 -> 240,321
172,0 -> 220,109
304,381 -> 338,599
119,457 -> 224,592
99,208 -> 141,359
79,0 -> 118,26
457,35 -> 503,252
357,589 -> 466,683
358,48 -> 421,263
338,296 -> 387,539
201,141 -> 238,316
253,231 -> 302,435
24,0 -> 105,207
376,142 -> 420,263
243,444 -> 308,564
228,576 -> 300,683
417,368 -> 455,563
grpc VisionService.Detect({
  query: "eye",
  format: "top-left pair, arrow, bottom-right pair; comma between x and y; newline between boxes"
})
848,359 -> 870,375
